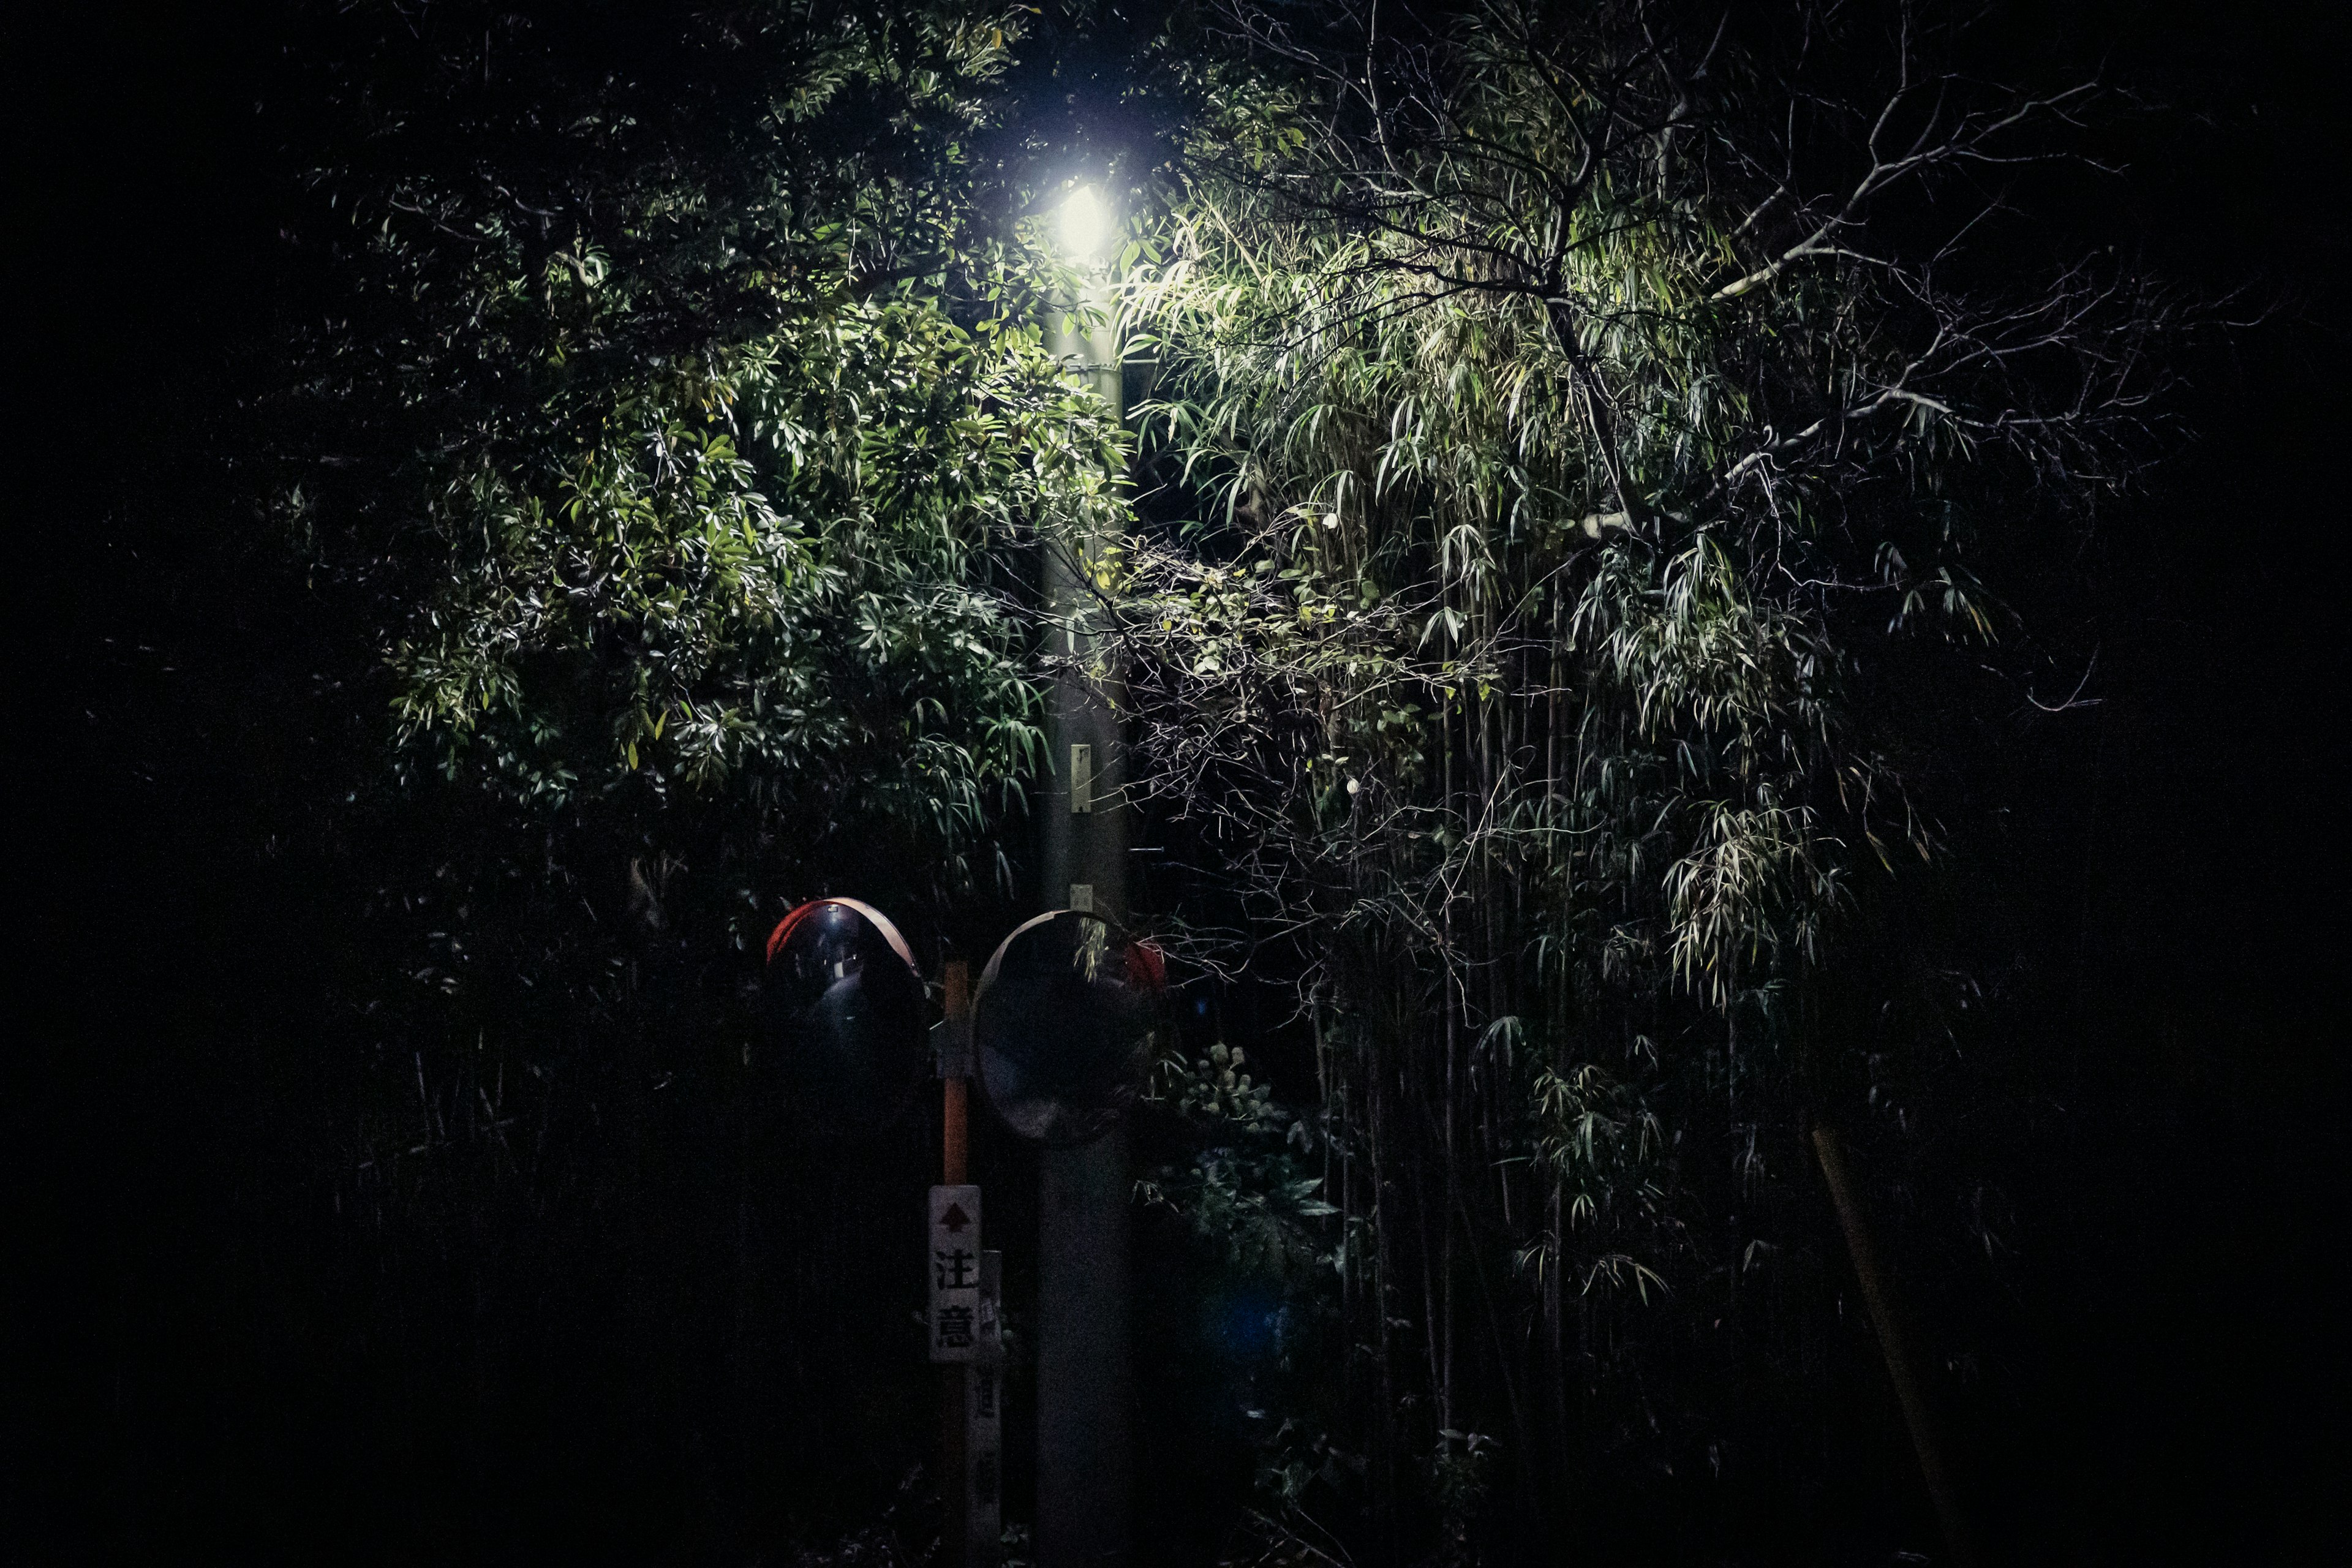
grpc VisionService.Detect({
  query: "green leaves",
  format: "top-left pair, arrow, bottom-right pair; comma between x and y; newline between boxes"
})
270,0 -> 1128,954
1096,6 -> 2173,1525
1141,1042 -> 1334,1279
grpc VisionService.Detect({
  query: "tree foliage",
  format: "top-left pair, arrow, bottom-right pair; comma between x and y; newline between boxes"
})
225,4 -> 1131,1547
1111,0 -> 2190,1552
271,0 -> 1126,957
162,1 -> 2211,1558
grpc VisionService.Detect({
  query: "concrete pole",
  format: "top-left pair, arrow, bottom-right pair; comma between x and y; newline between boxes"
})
1036,283 -> 1131,1568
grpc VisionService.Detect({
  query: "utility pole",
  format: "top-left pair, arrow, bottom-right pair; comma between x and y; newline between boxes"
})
1036,254 -> 1131,1568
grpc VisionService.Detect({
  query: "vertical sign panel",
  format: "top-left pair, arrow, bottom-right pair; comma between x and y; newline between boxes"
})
929,1185 -> 981,1363
968,1250 -> 1004,1564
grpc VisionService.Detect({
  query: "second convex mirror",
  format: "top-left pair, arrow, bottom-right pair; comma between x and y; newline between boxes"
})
974,910 -> 1164,1147
761,897 -> 927,1139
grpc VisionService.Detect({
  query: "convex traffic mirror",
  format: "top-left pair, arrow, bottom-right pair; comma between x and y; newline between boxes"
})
762,897 -> 927,1137
974,910 -> 1166,1147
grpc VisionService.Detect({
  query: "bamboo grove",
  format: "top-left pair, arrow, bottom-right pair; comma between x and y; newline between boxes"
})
1108,1 -> 2184,1552
191,0 -> 2207,1559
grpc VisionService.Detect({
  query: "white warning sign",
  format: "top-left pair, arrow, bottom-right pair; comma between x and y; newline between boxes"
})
927,1185 -> 982,1363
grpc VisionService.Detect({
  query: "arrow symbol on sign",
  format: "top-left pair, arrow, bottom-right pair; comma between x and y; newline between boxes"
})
941,1202 -> 972,1233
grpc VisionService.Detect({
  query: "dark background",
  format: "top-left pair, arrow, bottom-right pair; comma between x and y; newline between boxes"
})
14,2 -> 2348,1562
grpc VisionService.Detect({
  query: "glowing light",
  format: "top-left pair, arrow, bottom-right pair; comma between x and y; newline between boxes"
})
1054,184 -> 1114,263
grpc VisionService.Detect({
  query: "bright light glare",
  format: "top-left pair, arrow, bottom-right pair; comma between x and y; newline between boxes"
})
1055,184 -> 1114,262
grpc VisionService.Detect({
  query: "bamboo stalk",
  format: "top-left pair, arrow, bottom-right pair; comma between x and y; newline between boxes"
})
1811,1123 -> 1978,1568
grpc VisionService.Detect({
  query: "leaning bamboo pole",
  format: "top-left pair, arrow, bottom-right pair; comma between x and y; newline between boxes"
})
1811,1123 -> 1980,1568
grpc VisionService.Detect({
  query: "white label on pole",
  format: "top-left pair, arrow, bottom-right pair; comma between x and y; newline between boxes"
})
1070,743 -> 1094,813
928,1185 -> 981,1363
968,1249 -> 1003,1561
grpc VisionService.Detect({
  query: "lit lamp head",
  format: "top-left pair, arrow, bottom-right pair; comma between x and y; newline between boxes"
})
1052,183 -> 1115,267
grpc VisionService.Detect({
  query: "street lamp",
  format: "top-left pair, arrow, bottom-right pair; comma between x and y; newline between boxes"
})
1039,180 -> 1125,927
1034,178 -> 1135,1568
1052,183 -> 1116,265
752,184 -> 1139,1568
